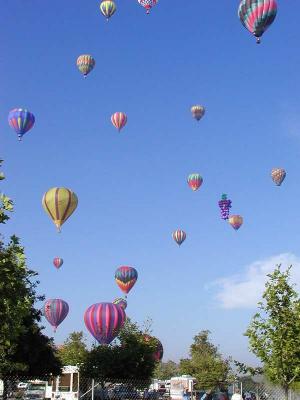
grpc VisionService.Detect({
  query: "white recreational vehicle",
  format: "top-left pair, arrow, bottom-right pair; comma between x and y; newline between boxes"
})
51,365 -> 80,400
170,375 -> 196,400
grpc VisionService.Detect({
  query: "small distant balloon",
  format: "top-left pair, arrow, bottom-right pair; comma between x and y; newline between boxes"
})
100,0 -> 116,20
238,0 -> 277,44
138,0 -> 158,14
76,55 -> 95,78
111,112 -> 127,132
187,174 -> 203,191
172,230 -> 186,246
53,257 -> 63,270
191,105 -> 205,121
113,297 -> 127,310
218,194 -> 232,220
8,108 -> 35,141
44,299 -> 69,332
271,168 -> 286,186
229,215 -> 243,230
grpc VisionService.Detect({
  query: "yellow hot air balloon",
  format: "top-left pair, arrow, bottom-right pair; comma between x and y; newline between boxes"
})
42,187 -> 78,232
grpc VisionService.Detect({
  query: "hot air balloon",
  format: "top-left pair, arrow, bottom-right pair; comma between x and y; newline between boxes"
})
84,302 -> 126,344
53,257 -> 63,270
229,215 -> 243,230
42,187 -> 78,232
111,112 -> 127,132
113,297 -> 127,310
144,335 -> 164,361
76,55 -> 95,78
172,230 -> 186,246
271,168 -> 286,186
115,266 -> 138,296
138,0 -> 158,14
187,174 -> 203,191
8,108 -> 35,141
100,0 -> 116,20
44,299 -> 69,332
191,105 -> 205,121
218,194 -> 232,220
238,0 -> 277,44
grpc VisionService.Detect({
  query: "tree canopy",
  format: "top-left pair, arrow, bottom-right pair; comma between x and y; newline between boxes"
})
58,331 -> 88,366
154,360 -> 180,380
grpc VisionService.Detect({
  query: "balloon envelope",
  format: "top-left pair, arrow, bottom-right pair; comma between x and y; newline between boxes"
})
84,302 -> 126,344
191,105 -> 205,121
113,297 -> 127,310
229,215 -> 243,230
111,112 -> 127,132
187,174 -> 203,191
138,0 -> 158,14
53,257 -> 63,269
44,299 -> 69,331
144,334 -> 164,361
42,187 -> 78,232
100,0 -> 116,19
115,266 -> 138,295
271,168 -> 286,186
218,194 -> 232,220
8,108 -> 35,140
77,55 -> 95,77
172,230 -> 186,246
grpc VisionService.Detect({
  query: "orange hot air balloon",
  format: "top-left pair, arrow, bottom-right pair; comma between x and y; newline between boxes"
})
42,187 -> 78,232
111,112 -> 127,132
271,168 -> 286,186
229,215 -> 243,230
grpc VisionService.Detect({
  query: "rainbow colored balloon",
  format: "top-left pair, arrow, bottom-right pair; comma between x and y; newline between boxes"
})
238,0 -> 277,44
53,257 -> 63,270
271,168 -> 286,186
8,108 -> 35,141
172,230 -> 186,246
76,55 -> 95,78
229,215 -> 243,230
218,194 -> 232,220
111,112 -> 127,132
138,0 -> 158,14
44,299 -> 69,332
191,105 -> 205,121
115,266 -> 138,296
84,302 -> 126,345
113,297 -> 127,310
187,174 -> 203,191
100,0 -> 116,20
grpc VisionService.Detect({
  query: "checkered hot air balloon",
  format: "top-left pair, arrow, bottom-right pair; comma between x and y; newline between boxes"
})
44,299 -> 69,332
115,266 -> 138,296
271,168 -> 286,186
138,0 -> 158,14
191,105 -> 205,121
76,55 -> 96,78
172,230 -> 186,246
229,215 -> 243,231
100,0 -> 116,20
8,108 -> 35,141
218,194 -> 232,220
187,174 -> 203,191
113,297 -> 128,310
111,112 -> 127,132
238,0 -> 277,44
84,302 -> 126,344
53,257 -> 63,270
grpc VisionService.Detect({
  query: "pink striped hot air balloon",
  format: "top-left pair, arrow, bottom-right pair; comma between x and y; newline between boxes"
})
43,299 -> 69,332
53,257 -> 63,270
172,230 -> 186,246
84,302 -> 126,345
111,112 -> 127,132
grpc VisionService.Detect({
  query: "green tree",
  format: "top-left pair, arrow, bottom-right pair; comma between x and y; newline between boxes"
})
80,319 -> 157,383
58,331 -> 88,366
245,265 -> 300,399
179,330 -> 233,391
0,160 -> 62,377
154,360 -> 180,380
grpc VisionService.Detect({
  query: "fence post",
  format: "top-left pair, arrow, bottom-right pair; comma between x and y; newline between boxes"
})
91,379 -> 95,400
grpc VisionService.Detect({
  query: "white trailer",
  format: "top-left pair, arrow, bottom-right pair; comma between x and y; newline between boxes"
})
51,366 -> 79,400
170,376 -> 196,400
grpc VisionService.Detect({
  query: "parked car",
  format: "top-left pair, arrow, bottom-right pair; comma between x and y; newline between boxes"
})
108,385 -> 140,400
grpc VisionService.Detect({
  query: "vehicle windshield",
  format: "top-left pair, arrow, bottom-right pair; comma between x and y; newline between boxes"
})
28,384 -> 45,391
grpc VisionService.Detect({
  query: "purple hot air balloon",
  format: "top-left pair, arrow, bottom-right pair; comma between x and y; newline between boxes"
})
218,194 -> 232,220
44,299 -> 69,332
84,302 -> 126,345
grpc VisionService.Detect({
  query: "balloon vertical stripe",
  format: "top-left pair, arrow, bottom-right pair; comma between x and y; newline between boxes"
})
44,299 -> 69,331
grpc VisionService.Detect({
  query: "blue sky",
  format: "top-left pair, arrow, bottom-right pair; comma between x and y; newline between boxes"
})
1,1 -> 300,365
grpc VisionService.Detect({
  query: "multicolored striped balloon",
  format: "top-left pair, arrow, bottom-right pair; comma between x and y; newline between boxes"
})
113,297 -> 128,310
42,187 -> 78,232
271,168 -> 286,186
138,0 -> 158,14
144,335 -> 164,361
84,302 -> 126,345
111,112 -> 127,132
229,215 -> 243,230
53,257 -> 63,270
115,266 -> 138,295
172,230 -> 186,246
187,174 -> 203,191
8,108 -> 35,141
238,0 -> 277,44
100,0 -> 116,20
44,299 -> 69,332
191,105 -> 205,121
76,55 -> 96,77
218,194 -> 232,220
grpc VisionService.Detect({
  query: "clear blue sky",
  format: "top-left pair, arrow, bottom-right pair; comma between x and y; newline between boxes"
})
1,1 -> 300,365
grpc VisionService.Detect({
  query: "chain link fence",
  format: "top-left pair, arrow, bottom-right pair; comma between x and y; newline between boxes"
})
233,379 -> 300,400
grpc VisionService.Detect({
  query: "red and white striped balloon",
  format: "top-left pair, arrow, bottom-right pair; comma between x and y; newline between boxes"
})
53,257 -> 63,270
111,112 -> 127,132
